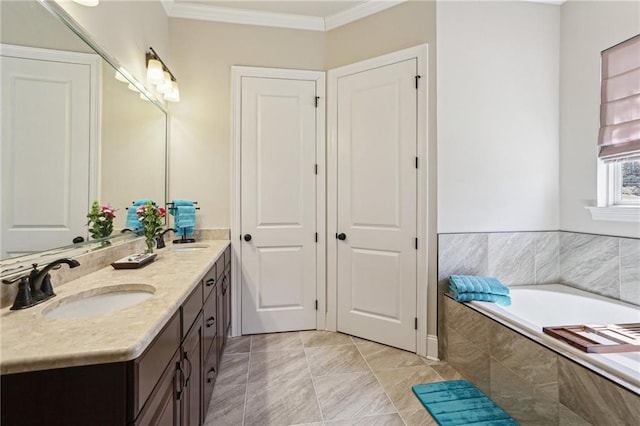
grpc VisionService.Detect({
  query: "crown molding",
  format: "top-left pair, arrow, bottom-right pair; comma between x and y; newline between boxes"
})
162,0 -> 324,31
161,0 -> 407,32
324,0 -> 407,31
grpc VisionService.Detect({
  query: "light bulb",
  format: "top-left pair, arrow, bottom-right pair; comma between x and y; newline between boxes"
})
146,59 -> 164,85
164,81 -> 180,102
71,0 -> 99,6
158,72 -> 173,94
114,70 -> 128,83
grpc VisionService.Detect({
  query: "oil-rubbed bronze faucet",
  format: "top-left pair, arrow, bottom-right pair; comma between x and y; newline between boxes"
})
156,228 -> 177,249
1,258 -> 80,310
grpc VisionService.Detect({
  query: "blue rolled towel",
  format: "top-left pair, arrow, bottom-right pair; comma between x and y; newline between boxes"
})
449,275 -> 509,296
450,289 -> 512,306
125,199 -> 150,230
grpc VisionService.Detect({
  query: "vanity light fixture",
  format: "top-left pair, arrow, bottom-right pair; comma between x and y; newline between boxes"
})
71,0 -> 99,6
146,47 -> 180,103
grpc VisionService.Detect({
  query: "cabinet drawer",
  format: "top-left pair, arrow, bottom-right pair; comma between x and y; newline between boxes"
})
202,264 -> 217,302
182,281 -> 203,339
133,311 -> 180,417
203,288 -> 217,359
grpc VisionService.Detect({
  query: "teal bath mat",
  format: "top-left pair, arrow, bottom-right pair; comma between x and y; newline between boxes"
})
412,380 -> 518,426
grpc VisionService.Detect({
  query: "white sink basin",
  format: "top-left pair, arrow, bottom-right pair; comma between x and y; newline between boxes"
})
42,284 -> 155,319
171,243 -> 210,252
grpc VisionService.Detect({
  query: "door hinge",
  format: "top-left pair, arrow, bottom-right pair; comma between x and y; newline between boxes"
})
415,157 -> 418,169
315,164 -> 318,175
414,317 -> 418,330
415,75 -> 421,89
415,237 -> 418,250
315,300 -> 318,310
315,96 -> 319,108
315,232 -> 318,243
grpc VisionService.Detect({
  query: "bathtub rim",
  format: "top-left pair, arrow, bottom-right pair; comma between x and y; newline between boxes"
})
457,284 -> 640,395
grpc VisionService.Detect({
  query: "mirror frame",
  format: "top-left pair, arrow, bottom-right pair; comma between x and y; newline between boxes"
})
1,0 -> 169,276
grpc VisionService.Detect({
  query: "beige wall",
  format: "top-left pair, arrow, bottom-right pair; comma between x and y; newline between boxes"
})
437,0 -> 561,234
167,19 -> 325,228
55,0 -> 168,86
559,0 -> 640,238
325,0 -> 436,70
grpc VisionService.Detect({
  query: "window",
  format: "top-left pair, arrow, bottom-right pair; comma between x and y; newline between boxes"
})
589,34 -> 640,222
620,159 -> 640,203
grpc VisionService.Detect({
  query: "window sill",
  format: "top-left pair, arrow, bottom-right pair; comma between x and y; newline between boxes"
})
586,206 -> 640,222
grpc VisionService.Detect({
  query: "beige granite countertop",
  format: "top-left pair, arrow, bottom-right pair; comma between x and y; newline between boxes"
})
0,240 -> 230,375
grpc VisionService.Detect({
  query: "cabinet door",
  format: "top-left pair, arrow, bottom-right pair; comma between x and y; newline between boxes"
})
202,343 -> 219,417
203,287 -> 217,359
134,351 -> 180,426
216,281 -> 225,358
182,314 -> 203,426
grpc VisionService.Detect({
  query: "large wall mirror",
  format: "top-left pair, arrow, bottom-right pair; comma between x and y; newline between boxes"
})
0,0 -> 167,274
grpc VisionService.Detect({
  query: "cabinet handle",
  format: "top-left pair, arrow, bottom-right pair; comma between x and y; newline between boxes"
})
206,317 -> 216,327
184,352 -> 193,382
175,361 -> 185,400
206,367 -> 216,383
206,278 -> 215,287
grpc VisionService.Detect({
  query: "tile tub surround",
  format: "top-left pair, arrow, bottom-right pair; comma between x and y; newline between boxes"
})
443,297 -> 640,426
437,231 -> 640,355
204,331 -> 460,426
0,240 -> 230,375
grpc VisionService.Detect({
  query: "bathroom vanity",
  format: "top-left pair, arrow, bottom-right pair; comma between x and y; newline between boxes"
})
0,241 -> 231,426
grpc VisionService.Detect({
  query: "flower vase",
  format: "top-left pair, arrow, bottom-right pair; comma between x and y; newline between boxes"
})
145,237 -> 155,254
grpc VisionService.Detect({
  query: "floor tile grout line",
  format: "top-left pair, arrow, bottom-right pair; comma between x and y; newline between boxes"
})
351,336 -> 409,426
301,331 -> 326,424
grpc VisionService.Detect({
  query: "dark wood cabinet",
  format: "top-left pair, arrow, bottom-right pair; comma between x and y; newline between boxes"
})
1,247 -> 233,426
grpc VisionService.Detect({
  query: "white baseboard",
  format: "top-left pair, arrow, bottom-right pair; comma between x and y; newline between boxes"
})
426,334 -> 439,361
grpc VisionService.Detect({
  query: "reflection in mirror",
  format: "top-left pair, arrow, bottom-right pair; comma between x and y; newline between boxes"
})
0,0 -> 167,267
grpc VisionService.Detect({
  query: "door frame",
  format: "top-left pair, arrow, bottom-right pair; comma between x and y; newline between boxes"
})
231,66 -> 326,337
327,44 -> 430,356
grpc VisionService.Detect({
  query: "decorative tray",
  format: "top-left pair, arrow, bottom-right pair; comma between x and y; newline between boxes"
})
111,253 -> 157,269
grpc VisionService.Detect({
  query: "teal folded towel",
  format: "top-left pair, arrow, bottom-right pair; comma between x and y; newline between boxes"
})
125,199 -> 150,230
170,200 -> 196,237
450,289 -> 511,306
449,275 -> 509,296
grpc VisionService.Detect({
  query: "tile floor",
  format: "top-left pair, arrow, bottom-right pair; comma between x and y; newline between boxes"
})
203,331 -> 463,426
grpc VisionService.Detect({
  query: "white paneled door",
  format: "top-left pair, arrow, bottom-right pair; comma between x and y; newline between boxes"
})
335,59 -> 418,351
240,75 -> 319,334
1,46 -> 95,258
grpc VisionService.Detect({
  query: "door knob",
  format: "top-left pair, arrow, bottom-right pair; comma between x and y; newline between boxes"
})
244,234 -> 252,242
337,233 -> 346,240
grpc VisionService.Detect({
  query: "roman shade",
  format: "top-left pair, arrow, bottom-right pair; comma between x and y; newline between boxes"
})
598,34 -> 640,161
